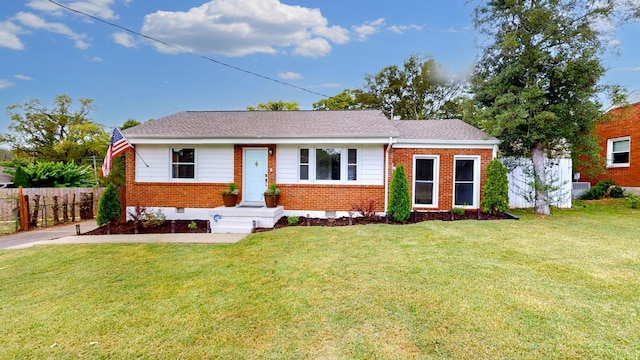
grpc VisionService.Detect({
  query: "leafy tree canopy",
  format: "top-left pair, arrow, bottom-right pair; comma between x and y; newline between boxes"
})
247,100 -> 299,111
312,89 -> 366,111
317,55 -> 467,119
471,0 -> 638,214
1,94 -> 109,164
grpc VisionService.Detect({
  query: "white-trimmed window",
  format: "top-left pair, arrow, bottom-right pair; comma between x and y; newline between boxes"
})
453,156 -> 480,207
171,148 -> 195,179
413,156 -> 439,207
607,137 -> 630,167
299,147 -> 358,182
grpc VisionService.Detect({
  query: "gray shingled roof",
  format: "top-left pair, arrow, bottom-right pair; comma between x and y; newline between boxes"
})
393,119 -> 497,142
124,110 -> 398,139
123,110 -> 495,143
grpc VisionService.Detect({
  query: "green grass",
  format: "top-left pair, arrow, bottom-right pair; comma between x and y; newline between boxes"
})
1,199 -> 639,359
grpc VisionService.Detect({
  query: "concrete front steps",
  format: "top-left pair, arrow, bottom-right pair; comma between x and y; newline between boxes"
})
209,204 -> 284,234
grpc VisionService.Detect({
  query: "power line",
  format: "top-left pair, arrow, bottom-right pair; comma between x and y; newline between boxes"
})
46,0 -> 330,98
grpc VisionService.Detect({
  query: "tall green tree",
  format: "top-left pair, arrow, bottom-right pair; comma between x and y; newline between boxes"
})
247,100 -> 299,111
471,0 -> 637,215
2,94 -> 109,163
360,54 -> 466,120
312,89 -> 365,110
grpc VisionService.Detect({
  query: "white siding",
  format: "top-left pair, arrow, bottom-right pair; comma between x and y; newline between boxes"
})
198,146 -> 234,182
276,145 -> 298,184
502,157 -> 572,209
359,145 -> 384,185
135,145 -> 170,182
134,144 -> 233,183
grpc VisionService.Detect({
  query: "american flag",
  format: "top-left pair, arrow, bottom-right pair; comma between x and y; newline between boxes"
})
102,128 -> 133,176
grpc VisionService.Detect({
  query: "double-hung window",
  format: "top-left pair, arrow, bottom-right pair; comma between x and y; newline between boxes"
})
414,156 -> 438,207
607,137 -> 630,167
172,148 -> 195,179
453,156 -> 480,207
299,147 -> 358,182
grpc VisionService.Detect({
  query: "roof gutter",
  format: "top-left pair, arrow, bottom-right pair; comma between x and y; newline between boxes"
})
384,136 -> 394,215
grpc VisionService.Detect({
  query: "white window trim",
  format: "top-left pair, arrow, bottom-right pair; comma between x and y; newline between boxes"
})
170,147 -> 197,182
606,136 -> 630,168
298,146 -> 360,184
452,155 -> 481,208
412,155 -> 439,209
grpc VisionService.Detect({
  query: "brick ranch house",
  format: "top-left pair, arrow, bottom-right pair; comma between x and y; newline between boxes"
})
579,99 -> 640,194
122,110 -> 499,231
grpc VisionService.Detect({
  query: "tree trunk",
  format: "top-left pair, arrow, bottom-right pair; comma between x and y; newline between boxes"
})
531,143 -> 550,215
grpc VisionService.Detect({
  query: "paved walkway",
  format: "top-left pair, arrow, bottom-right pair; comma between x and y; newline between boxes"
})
0,220 -> 246,250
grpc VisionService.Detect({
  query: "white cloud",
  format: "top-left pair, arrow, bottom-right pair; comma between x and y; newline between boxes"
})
90,56 -> 103,62
14,74 -> 34,80
140,0 -> 349,57
612,66 -> 640,71
278,71 -> 302,80
14,11 -> 90,49
0,79 -> 15,89
0,21 -> 26,50
387,24 -> 422,34
352,18 -> 385,41
27,0 -> 119,20
112,31 -> 136,47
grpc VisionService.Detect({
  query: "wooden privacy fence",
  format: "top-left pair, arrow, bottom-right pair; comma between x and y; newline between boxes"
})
0,187 -> 105,232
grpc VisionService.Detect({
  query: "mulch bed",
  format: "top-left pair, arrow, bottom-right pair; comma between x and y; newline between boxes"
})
259,210 -> 517,232
84,220 -> 210,235
84,211 -> 517,235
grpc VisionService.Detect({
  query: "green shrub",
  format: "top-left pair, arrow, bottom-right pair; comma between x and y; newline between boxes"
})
6,161 -> 93,188
628,195 -> 640,209
12,166 -> 31,188
97,183 -> 121,226
452,207 -> 465,216
481,159 -> 509,215
288,216 -> 299,225
142,209 -> 166,228
388,164 -> 411,222
580,180 -> 625,200
188,221 -> 198,230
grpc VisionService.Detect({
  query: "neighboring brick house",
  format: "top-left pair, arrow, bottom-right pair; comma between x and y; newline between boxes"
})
580,100 -> 640,194
122,110 -> 498,228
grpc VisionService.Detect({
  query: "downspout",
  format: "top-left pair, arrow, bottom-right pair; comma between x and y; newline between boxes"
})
492,143 -> 499,159
384,136 -> 394,215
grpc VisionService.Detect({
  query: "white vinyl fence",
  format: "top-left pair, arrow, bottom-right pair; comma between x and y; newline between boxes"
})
501,157 -> 572,209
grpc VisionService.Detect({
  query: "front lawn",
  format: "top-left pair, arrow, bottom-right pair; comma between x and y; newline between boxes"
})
0,199 -> 638,359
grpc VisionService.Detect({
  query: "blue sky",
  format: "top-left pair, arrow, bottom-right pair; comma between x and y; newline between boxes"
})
1,0 -> 639,133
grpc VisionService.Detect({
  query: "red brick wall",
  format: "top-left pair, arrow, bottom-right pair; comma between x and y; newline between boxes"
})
126,145 -> 493,212
587,103 -> 640,187
391,147 -> 494,210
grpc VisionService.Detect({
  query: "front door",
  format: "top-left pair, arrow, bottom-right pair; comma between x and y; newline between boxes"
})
243,148 -> 268,202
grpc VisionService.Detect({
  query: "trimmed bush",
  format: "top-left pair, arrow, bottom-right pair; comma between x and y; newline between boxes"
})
580,180 -> 625,200
388,164 -> 411,222
97,183 -> 122,226
481,159 -> 509,214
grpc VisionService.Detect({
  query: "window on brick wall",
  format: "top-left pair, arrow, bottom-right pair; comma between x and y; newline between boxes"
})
607,137 -> 630,167
413,156 -> 439,207
453,156 -> 480,207
172,148 -> 195,179
299,147 -> 358,182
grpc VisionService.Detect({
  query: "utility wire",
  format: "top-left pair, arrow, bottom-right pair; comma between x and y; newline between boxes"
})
46,0 -> 330,98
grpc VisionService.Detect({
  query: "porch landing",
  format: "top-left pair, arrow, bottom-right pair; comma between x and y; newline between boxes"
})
208,204 -> 284,233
